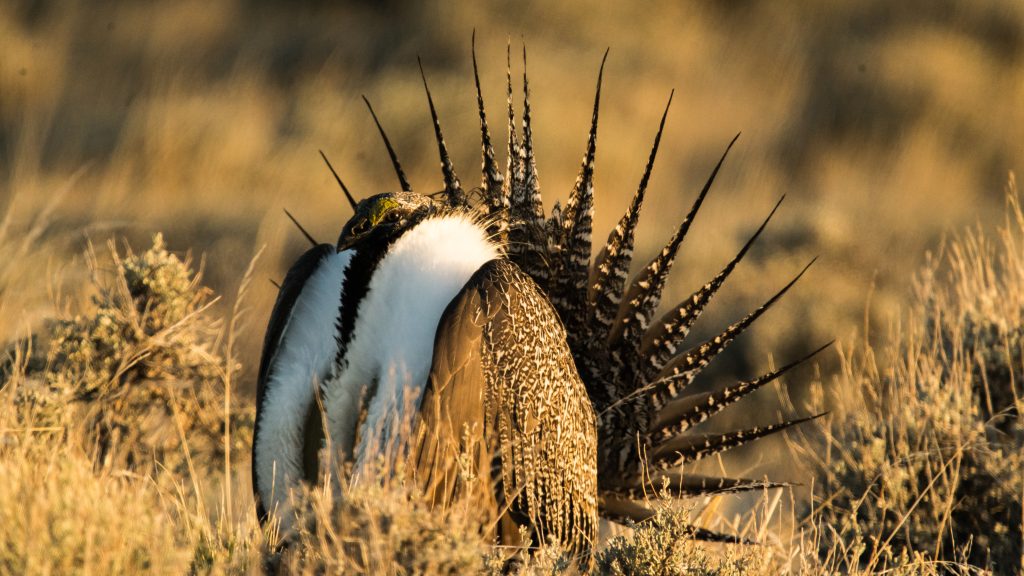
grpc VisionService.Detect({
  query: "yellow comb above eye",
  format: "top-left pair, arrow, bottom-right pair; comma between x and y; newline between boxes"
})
368,197 -> 400,226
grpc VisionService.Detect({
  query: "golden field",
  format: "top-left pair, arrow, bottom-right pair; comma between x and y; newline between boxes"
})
0,1 -> 1022,573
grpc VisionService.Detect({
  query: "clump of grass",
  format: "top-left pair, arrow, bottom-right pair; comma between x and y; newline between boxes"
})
0,232 -> 270,575
279,469 -> 491,575
595,504 -> 763,576
4,234 -> 253,474
0,438 -> 189,574
807,178 -> 1024,574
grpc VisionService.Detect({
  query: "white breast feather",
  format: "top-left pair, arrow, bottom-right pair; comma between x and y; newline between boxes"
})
254,250 -> 350,517
324,214 -> 499,474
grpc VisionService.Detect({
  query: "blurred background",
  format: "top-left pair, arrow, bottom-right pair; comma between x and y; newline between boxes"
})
1,0 -> 1022,418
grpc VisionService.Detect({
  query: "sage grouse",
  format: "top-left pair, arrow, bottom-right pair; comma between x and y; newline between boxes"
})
251,43 -> 827,557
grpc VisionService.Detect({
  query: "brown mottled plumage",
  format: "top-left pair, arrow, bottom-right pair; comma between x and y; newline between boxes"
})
414,260 -> 597,555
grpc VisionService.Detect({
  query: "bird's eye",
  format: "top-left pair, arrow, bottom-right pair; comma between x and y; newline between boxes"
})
352,219 -> 370,235
385,211 -> 402,223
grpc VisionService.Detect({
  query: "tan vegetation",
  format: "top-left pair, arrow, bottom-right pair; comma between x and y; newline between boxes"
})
1,1 -> 1022,574
0,165 -> 1020,576
801,178 -> 1024,574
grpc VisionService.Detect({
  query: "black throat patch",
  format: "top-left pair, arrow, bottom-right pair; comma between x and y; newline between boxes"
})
334,230 -> 410,368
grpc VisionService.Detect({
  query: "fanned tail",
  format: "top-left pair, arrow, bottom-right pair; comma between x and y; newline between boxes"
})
295,39 -> 826,550
459,42 -> 828,542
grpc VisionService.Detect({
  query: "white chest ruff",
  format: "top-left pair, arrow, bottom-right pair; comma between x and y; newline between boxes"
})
254,250 -> 351,514
324,214 -> 499,473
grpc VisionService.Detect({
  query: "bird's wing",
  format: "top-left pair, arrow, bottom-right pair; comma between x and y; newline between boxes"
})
253,243 -> 348,523
411,258 -> 598,555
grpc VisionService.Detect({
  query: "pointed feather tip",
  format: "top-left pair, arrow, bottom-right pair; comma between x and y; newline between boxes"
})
713,131 -> 741,171
591,48 -> 609,114
283,208 -> 317,247
664,131 -> 743,245
417,56 -> 442,132
756,256 -> 817,310
318,150 -> 358,211
749,339 -> 835,385
683,130 -> 741,203
803,339 -> 836,362
657,90 -> 674,128
472,34 -> 499,177
629,89 -> 676,202
722,193 -> 787,265
793,256 -> 818,283
689,132 -> 740,200
361,95 -> 413,193
472,31 -> 484,102
417,55 -> 428,90
756,255 -> 818,312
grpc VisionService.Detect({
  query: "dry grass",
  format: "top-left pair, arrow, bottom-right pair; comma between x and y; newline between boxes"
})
1,1 -> 1022,574
1,172 -> 1020,576
795,177 -> 1024,574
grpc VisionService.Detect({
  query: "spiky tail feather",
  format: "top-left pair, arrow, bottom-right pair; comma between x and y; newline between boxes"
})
408,45 -> 828,542
462,44 -> 823,537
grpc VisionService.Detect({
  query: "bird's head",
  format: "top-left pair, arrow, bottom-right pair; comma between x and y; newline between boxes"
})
336,192 -> 437,252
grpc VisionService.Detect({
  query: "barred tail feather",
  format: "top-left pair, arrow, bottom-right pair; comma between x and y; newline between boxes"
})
472,34 -> 507,241
551,50 -> 606,349
515,45 -> 551,288
604,472 -> 796,499
637,196 -> 785,382
651,413 -> 828,468
561,49 -> 608,229
650,341 -> 834,440
649,258 -> 817,406
418,58 -> 465,207
520,46 -> 546,235
504,43 -> 551,287
589,91 -> 673,343
608,134 -> 740,363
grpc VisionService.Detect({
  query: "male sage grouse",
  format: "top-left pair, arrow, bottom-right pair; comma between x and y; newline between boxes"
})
252,41 -> 827,559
